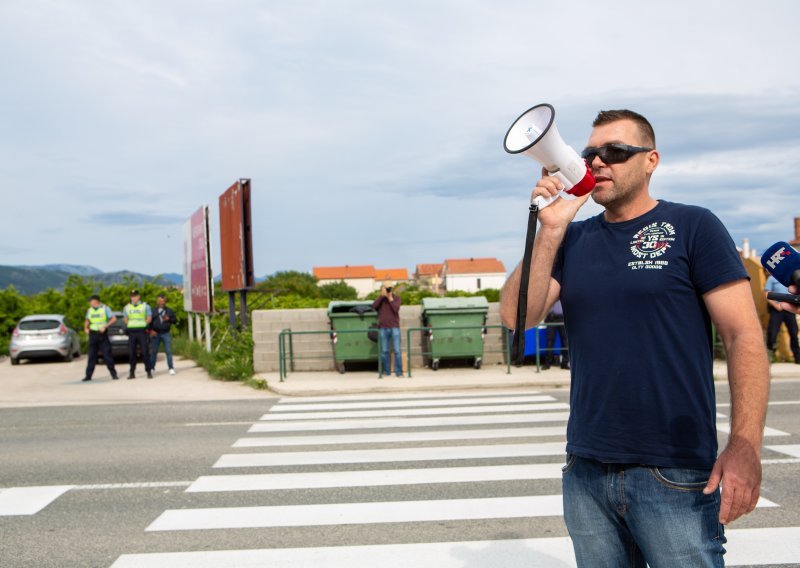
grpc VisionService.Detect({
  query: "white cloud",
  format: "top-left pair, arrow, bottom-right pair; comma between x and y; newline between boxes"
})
0,0 -> 798,277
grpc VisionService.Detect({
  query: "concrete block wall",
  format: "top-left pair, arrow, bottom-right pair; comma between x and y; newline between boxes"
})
252,308 -> 334,373
483,302 -> 507,367
252,303 -> 507,374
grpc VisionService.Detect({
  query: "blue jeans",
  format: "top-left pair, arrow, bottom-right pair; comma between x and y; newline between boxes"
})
379,327 -> 403,376
563,455 -> 726,567
149,332 -> 174,370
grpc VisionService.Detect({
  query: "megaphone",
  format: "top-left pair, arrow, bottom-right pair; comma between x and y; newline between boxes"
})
504,103 -> 595,209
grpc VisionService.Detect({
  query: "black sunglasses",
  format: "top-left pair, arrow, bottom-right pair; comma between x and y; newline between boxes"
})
581,143 -> 653,165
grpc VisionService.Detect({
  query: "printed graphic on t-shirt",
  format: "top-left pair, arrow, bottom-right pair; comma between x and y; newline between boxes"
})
627,221 -> 676,270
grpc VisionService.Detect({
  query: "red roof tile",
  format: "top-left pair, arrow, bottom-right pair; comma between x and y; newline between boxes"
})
375,268 -> 409,281
444,257 -> 506,275
313,265 -> 375,280
416,263 -> 443,277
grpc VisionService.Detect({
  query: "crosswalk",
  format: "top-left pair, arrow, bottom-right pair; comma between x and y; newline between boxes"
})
99,390 -> 800,567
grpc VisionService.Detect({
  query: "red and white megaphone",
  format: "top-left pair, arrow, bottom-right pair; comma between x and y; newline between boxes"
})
504,103 -> 595,209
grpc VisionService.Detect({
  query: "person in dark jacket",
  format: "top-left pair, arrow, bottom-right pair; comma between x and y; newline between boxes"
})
371,280 -> 403,377
149,294 -> 178,375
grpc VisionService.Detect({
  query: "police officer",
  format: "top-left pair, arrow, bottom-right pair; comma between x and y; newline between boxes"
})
124,289 -> 153,379
82,295 -> 119,382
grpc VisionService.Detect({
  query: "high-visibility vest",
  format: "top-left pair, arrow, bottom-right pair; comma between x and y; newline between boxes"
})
126,303 -> 148,329
87,306 -> 109,331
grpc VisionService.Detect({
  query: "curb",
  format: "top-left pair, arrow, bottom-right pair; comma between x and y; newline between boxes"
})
266,379 -> 571,397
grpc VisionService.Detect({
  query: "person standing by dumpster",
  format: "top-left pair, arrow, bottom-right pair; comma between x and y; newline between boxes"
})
81,295 -> 119,382
124,289 -> 153,379
764,272 -> 800,363
149,294 -> 178,375
372,280 -> 403,377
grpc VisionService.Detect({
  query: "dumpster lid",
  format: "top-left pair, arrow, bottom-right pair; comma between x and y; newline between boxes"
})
328,301 -> 376,315
422,296 -> 489,312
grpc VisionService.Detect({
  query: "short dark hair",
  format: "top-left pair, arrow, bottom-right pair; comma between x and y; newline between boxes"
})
89,294 -> 101,302
593,109 -> 656,147
157,294 -> 166,299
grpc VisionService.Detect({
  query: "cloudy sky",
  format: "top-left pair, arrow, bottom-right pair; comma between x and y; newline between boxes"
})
1,0 -> 798,278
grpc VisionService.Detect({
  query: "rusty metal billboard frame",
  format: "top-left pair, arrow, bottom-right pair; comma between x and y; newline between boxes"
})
218,178 -> 254,328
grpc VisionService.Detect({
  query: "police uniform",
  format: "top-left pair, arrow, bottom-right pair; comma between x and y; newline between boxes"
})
83,304 -> 118,381
124,292 -> 153,379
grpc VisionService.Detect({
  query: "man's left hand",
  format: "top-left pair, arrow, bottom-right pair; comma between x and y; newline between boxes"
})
703,436 -> 762,524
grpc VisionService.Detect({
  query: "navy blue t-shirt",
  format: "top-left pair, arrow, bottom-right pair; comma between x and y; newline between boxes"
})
552,201 -> 747,469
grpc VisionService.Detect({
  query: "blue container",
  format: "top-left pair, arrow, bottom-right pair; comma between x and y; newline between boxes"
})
524,325 -> 564,356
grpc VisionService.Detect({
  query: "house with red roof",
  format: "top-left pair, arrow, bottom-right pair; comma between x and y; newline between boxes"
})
312,265 -> 410,298
442,257 -> 506,293
312,265 -> 376,298
414,263 -> 444,293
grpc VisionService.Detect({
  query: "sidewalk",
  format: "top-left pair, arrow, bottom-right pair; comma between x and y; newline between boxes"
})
0,355 -> 273,409
262,361 -> 800,397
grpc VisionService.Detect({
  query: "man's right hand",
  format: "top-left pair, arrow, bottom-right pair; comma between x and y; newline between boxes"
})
781,285 -> 800,314
532,169 -> 593,231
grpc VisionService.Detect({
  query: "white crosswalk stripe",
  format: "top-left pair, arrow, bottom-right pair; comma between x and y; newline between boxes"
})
258,401 -> 570,420
272,390 -> 544,403
0,485 -> 74,516
718,423 -> 790,437
188,463 -> 565,492
268,394 -> 557,411
113,392 -> 800,567
233,425 -> 567,447
765,444 -> 800,458
249,411 -> 572,432
214,441 -> 567,468
147,494 -> 566,531
111,527 -> 800,568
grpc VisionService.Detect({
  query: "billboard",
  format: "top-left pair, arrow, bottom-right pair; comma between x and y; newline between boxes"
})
182,206 -> 213,313
219,178 -> 255,292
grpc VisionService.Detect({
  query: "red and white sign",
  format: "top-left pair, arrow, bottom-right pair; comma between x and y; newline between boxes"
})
182,206 -> 213,313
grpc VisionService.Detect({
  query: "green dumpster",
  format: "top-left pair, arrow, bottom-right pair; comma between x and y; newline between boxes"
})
327,301 -> 379,373
422,296 -> 489,370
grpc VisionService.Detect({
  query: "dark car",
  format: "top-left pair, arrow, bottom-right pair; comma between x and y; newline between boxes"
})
104,311 -> 130,359
103,311 -> 146,361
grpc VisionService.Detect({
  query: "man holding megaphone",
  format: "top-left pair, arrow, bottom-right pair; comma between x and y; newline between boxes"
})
500,108 -> 769,567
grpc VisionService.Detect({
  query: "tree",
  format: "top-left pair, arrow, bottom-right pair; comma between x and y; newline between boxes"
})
258,271 -> 320,298
0,286 -> 27,354
318,280 -> 358,300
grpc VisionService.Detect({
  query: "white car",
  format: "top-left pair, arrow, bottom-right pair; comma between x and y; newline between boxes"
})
9,314 -> 81,365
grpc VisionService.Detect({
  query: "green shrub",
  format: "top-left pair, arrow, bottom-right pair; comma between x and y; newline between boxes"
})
318,280 -> 358,300
0,277 -> 187,355
173,323 -> 259,387
257,271 -> 320,298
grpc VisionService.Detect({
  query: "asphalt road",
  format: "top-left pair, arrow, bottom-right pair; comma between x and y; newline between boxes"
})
2,380 -> 799,567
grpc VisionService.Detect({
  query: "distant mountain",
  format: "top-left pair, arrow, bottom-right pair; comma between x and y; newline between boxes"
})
0,265 -> 178,295
0,266 -> 72,295
159,272 -> 183,285
14,264 -> 104,276
92,270 -> 172,287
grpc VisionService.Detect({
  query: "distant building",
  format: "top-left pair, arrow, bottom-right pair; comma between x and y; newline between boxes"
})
374,268 -> 410,291
443,257 -> 506,293
313,265 -> 376,298
312,265 -> 410,298
415,263 -> 444,294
